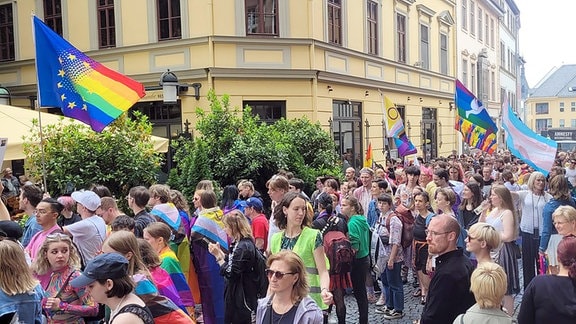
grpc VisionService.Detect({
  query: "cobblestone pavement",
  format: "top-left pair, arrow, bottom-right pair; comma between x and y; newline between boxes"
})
337,261 -> 524,323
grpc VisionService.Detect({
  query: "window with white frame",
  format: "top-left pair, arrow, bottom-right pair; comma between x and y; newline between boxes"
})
420,24 -> 429,69
440,33 -> 448,75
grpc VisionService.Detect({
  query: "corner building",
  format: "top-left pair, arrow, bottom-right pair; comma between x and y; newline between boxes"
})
0,0 -> 459,168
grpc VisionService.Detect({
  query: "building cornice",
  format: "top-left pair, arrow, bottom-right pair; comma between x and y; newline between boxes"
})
437,10 -> 455,26
416,4 -> 436,18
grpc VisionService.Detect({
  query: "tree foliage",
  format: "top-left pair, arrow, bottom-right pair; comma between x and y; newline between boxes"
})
168,90 -> 340,200
23,112 -> 162,201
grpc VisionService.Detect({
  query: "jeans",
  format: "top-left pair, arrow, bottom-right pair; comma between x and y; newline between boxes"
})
350,256 -> 369,324
381,261 -> 404,312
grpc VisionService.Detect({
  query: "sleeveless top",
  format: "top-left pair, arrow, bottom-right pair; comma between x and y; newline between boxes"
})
109,303 -> 154,324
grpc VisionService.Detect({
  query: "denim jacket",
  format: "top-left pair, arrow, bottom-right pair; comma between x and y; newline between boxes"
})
539,198 -> 575,252
0,284 -> 44,324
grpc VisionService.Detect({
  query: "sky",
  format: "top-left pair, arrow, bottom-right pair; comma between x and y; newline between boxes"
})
516,0 -> 576,88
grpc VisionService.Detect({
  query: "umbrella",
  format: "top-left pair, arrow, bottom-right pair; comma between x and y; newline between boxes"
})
0,104 -> 168,161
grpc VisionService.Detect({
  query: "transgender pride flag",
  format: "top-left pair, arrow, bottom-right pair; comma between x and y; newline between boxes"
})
33,16 -> 145,132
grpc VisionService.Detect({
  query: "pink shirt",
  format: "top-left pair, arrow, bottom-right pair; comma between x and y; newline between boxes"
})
25,224 -> 62,261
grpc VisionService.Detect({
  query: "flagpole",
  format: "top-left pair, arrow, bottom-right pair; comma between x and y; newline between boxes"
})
378,89 -> 389,162
31,13 -> 48,192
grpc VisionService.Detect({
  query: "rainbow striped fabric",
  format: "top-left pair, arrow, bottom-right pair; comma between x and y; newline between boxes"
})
33,16 -> 144,132
455,80 -> 498,154
159,247 -> 195,308
384,96 -> 417,157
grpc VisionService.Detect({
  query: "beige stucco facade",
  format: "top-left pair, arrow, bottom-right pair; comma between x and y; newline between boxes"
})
1,0 -> 460,168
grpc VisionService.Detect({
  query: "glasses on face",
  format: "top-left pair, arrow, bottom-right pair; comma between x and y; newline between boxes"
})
425,230 -> 451,237
265,269 -> 296,280
466,235 -> 477,241
193,197 -> 199,201
553,221 -> 567,226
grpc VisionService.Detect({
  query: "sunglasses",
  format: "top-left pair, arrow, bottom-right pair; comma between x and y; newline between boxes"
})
265,269 -> 296,280
467,235 -> 476,241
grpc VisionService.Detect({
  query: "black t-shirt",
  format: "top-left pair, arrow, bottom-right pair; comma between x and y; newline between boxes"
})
262,304 -> 298,324
57,213 -> 82,228
460,208 -> 479,230
413,214 -> 428,241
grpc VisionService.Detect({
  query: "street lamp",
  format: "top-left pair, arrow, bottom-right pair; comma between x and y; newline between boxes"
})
160,70 -> 180,104
0,86 -> 11,105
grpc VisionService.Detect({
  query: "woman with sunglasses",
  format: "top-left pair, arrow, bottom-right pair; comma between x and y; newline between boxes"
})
268,192 -> 333,320
0,240 -> 44,323
32,233 -> 98,323
256,250 -> 322,323
207,210 -> 260,324
464,222 -> 501,265
480,185 -> 519,316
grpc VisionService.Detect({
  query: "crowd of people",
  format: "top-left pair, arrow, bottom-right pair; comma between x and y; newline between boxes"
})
0,149 -> 576,323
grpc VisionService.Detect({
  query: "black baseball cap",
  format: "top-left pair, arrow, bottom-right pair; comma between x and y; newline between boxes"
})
70,253 -> 128,288
0,221 -> 23,241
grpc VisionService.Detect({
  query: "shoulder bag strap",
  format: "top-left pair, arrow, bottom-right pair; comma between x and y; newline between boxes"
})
55,270 -> 77,299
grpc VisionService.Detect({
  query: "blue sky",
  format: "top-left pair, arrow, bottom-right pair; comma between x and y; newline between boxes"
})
516,0 -> 576,87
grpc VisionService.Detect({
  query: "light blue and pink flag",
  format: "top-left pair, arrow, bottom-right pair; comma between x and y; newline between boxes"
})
455,80 -> 498,154
384,96 -> 417,157
501,97 -> 557,176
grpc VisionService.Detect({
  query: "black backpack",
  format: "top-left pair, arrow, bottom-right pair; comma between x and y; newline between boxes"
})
252,244 -> 269,298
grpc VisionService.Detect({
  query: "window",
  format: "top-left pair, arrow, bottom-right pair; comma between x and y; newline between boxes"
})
560,102 -> 565,112
440,33 -> 448,75
97,0 -> 115,48
462,59 -> 468,87
246,0 -> 278,36
560,119 -> 565,127
461,0 -> 467,30
535,103 -> 549,114
535,119 -> 551,132
158,0 -> 181,40
0,4 -> 14,62
471,63 -> 476,93
332,100 -> 362,170
367,1 -> 378,55
328,0 -> 342,45
44,0 -> 62,35
396,13 -> 406,63
478,8 -> 483,41
469,1 -> 475,35
571,119 -> 576,128
485,13 -> 489,45
500,42 -> 505,67
490,18 -> 494,47
491,71 -> 495,101
572,102 -> 576,112
243,101 -> 286,124
420,24 -> 429,69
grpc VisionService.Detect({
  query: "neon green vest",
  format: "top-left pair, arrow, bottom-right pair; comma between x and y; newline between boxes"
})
270,226 -> 328,309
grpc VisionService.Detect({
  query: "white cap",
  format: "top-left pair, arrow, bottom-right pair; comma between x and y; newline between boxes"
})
71,190 -> 101,211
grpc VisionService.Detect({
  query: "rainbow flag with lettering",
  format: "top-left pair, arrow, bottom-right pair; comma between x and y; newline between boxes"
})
455,80 -> 498,154
33,16 -> 145,132
384,96 -> 417,157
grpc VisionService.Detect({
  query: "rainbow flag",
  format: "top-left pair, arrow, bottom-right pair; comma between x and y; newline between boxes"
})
190,207 -> 229,252
159,247 -> 195,308
384,96 -> 417,157
364,142 -> 373,168
33,16 -> 145,132
455,80 -> 498,154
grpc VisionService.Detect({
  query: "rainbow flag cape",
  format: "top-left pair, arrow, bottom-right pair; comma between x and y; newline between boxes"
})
455,80 -> 498,154
33,16 -> 145,132
384,96 -> 417,157
159,247 -> 195,308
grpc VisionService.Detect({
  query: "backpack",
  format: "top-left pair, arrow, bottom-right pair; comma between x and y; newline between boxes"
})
252,244 -> 269,298
394,204 -> 415,249
321,217 -> 355,275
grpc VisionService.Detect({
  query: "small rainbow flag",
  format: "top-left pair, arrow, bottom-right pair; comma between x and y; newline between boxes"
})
364,142 -> 373,168
455,80 -> 498,154
33,16 -> 145,132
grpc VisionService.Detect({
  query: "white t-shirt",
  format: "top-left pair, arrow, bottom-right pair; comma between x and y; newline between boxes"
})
66,215 -> 106,264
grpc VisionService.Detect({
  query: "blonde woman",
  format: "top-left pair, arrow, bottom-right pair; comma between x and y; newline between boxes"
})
553,205 -> 576,237
454,262 -> 516,324
465,222 -> 502,265
255,251 -> 322,323
0,240 -> 44,323
32,233 -> 98,323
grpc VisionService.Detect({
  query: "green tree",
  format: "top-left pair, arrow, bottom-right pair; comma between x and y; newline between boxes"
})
23,112 -> 162,202
168,90 -> 340,201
